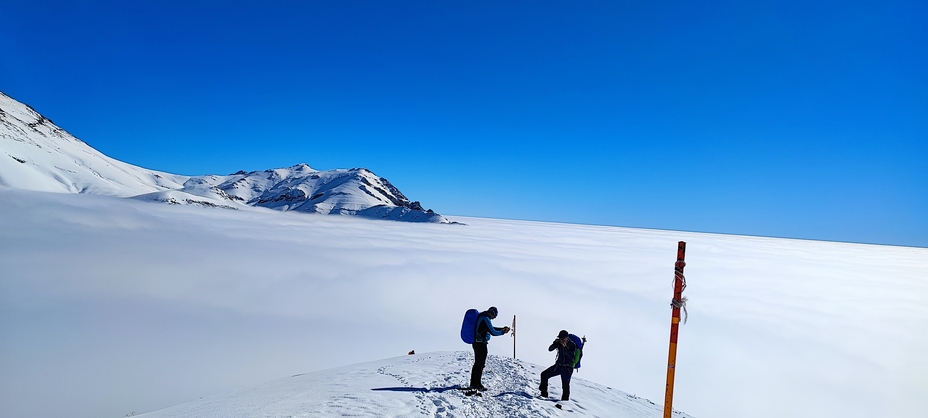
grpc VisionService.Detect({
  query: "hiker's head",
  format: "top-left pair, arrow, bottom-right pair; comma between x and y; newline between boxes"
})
557,330 -> 569,340
488,306 -> 498,319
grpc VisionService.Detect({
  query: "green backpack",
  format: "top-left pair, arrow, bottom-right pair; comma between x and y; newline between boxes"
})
569,334 -> 585,369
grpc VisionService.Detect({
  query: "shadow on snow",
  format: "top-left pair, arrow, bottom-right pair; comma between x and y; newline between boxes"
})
370,387 -> 535,400
370,386 -> 461,393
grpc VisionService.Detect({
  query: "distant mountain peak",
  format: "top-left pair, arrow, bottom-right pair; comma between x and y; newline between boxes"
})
0,92 -> 451,223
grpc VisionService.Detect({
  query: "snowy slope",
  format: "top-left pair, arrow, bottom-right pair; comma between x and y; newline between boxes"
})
0,92 -> 186,195
138,352 -> 693,418
0,91 -> 447,222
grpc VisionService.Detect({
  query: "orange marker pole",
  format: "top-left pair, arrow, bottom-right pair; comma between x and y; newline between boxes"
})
663,241 -> 687,418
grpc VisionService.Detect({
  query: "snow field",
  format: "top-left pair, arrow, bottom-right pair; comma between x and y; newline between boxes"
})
137,352 -> 694,418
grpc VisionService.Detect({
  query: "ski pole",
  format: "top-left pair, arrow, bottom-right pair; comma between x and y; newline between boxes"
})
511,315 -> 516,359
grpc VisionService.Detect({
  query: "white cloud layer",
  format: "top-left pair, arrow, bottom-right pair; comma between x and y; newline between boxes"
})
1,188 -> 926,418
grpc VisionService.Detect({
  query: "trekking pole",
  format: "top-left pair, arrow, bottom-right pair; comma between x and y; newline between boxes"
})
663,241 -> 688,418
511,315 -> 517,360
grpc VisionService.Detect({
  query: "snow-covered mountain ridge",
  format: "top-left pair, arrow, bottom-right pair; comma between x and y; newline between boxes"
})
137,352 -> 694,418
0,92 -> 448,223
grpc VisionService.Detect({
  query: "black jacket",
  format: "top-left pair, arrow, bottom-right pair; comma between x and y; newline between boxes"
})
549,338 -> 578,368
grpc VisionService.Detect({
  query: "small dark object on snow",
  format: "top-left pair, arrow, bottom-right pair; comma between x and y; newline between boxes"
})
408,350 -> 415,355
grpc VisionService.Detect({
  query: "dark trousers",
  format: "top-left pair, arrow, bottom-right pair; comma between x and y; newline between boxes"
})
540,364 -> 573,400
470,342 -> 488,387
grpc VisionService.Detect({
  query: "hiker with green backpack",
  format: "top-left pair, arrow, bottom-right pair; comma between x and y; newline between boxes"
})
539,330 -> 583,401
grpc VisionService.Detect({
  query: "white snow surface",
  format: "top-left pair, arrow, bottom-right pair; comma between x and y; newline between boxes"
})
0,92 -> 448,223
137,351 -> 691,418
1,188 -> 926,418
0,92 -> 186,195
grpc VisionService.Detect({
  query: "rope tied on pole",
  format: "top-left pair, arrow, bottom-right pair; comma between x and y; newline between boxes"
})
671,295 -> 688,325
670,261 -> 688,324
673,261 -> 687,291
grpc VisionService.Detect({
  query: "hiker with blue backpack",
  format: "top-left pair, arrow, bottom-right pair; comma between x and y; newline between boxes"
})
460,306 -> 510,391
539,330 -> 583,401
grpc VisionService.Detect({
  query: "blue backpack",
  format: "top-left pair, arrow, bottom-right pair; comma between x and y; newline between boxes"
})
568,334 -> 584,369
460,309 -> 479,344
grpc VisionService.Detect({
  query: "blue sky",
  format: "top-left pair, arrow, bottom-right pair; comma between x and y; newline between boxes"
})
2,1 -> 926,247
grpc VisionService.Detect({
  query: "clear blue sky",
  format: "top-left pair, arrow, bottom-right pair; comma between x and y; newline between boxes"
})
2,1 -> 926,247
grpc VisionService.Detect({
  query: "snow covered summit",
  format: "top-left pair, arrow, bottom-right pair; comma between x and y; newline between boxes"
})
0,91 -> 449,223
136,352 -> 694,418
